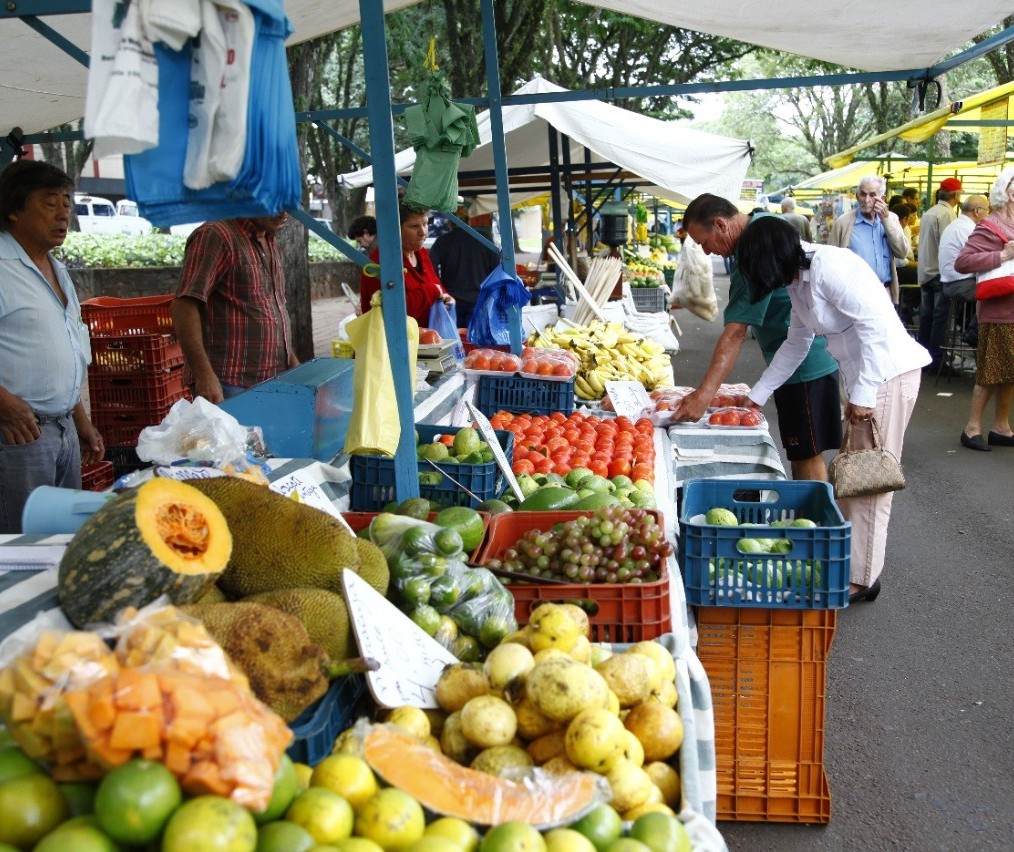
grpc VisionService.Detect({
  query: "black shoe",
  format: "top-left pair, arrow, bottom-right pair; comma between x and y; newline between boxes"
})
848,579 -> 881,604
987,431 -> 1014,447
961,432 -> 991,452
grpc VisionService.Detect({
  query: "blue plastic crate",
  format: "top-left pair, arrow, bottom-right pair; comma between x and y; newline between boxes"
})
350,424 -> 514,510
476,374 -> 575,417
287,674 -> 368,766
679,479 -> 851,609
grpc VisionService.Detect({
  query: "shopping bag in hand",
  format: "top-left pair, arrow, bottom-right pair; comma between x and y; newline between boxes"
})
428,300 -> 465,361
343,293 -> 419,456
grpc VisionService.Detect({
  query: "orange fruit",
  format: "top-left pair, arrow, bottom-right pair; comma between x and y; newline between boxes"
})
94,759 -> 181,845
0,772 -> 69,849
162,795 -> 257,852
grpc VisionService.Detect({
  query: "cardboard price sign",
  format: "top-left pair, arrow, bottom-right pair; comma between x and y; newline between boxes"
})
342,570 -> 457,708
466,401 -> 524,501
605,381 -> 653,420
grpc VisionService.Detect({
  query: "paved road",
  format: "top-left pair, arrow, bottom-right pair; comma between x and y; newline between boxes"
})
674,268 -> 1013,851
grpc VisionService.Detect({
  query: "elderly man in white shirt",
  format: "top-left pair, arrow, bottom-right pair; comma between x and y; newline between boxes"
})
735,216 -> 930,605
939,195 -> 990,302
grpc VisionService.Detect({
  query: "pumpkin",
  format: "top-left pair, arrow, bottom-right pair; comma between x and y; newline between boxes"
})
58,478 -> 232,628
361,724 -> 605,829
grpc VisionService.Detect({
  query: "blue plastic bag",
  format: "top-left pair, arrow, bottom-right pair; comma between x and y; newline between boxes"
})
466,266 -> 530,346
428,301 -> 465,361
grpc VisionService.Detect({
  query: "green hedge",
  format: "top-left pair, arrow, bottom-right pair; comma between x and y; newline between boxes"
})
55,232 -> 354,269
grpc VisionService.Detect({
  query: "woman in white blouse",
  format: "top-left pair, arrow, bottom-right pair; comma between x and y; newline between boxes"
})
736,216 -> 931,604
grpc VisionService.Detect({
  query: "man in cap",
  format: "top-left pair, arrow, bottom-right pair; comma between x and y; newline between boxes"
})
917,177 -> 963,372
829,175 -> 910,303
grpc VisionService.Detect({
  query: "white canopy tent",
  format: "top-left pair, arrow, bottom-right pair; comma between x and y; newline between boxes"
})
337,76 -> 753,207
4,1 -> 1014,139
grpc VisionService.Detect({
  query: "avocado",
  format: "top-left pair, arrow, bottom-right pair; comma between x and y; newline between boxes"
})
517,486 -> 580,511
397,497 -> 433,520
572,493 -> 622,510
475,498 -> 513,515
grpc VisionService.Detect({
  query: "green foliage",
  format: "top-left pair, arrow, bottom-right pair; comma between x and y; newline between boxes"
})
55,232 -> 353,268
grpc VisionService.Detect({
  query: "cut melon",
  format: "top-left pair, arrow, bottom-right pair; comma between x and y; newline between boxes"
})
58,478 -> 232,627
361,724 -> 606,829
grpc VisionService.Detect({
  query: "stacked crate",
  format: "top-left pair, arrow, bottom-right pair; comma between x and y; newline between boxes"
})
82,296 -> 189,476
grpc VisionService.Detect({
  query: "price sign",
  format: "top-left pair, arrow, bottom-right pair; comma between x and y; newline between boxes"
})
605,381 -> 653,420
269,471 -> 352,532
342,570 -> 457,708
465,401 -> 524,501
154,466 -> 227,481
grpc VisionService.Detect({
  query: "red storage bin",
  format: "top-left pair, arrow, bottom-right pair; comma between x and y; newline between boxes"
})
81,461 -> 115,492
92,401 -> 185,447
87,367 -> 187,410
81,295 -> 175,337
89,334 -> 184,374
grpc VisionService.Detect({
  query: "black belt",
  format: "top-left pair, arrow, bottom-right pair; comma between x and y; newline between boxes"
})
34,410 -> 74,424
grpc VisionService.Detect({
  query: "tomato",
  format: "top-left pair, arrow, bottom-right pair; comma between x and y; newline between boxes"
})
533,457 -> 554,474
574,440 -> 594,454
549,411 -> 567,424
544,426 -> 563,440
553,362 -> 573,377
438,434 -> 455,446
546,437 -> 569,453
588,459 -> 609,477
607,459 -> 632,478
740,410 -> 762,427
488,416 -> 505,430
471,354 -> 491,370
563,428 -> 581,443
570,454 -> 590,468
614,416 -> 634,429
512,459 -> 535,475
635,418 -> 654,434
708,412 -> 725,425
720,411 -> 741,426
554,462 -> 572,476
501,354 -> 522,372
537,361 -> 555,376
551,452 -> 572,467
521,358 -> 539,372
631,463 -> 654,482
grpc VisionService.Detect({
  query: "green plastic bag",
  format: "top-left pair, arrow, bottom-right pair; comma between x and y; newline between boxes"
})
343,293 -> 419,456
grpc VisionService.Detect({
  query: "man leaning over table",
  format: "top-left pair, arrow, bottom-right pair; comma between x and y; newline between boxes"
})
829,174 -> 910,304
671,194 -> 842,481
0,160 -> 104,534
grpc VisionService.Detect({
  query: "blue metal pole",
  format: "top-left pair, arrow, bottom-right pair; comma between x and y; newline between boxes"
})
359,0 -> 418,500
479,0 -> 521,354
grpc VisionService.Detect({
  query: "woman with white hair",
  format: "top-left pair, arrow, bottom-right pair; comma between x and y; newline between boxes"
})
953,167 -> 1014,450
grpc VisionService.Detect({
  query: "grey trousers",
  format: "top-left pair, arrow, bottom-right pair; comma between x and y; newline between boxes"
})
0,414 -> 82,533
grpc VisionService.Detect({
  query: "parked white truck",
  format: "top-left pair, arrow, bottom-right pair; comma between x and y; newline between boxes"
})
74,194 -> 153,236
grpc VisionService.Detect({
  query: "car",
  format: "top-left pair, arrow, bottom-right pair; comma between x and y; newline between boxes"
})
74,193 -> 153,236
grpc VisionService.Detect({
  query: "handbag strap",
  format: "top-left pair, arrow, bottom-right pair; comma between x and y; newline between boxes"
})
841,416 -> 884,453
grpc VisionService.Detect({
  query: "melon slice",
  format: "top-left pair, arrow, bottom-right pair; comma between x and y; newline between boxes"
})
361,724 -> 607,829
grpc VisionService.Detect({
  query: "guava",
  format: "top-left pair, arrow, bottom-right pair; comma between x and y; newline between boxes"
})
705,507 -> 738,526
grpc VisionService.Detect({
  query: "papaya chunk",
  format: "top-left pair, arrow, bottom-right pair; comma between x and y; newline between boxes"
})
109,711 -> 161,751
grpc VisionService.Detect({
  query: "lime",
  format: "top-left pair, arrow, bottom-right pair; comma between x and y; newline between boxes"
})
544,828 -> 597,852
602,840 -> 650,852
433,527 -> 464,557
478,822 -> 546,851
355,788 -> 425,849
402,577 -> 432,607
569,804 -> 623,850
429,576 -> 461,608
451,635 -> 483,662
424,816 -> 479,851
479,615 -> 514,650
0,772 -> 70,848
255,820 -> 315,852
0,745 -> 39,785
310,754 -> 378,809
285,787 -> 354,844
94,759 -> 182,845
628,812 -> 690,852
60,781 -> 98,816
402,526 -> 435,556
410,605 -> 442,636
162,795 -> 257,852
254,755 -> 299,824
34,816 -> 121,852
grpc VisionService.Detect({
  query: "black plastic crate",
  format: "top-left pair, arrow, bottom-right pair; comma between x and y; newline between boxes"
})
475,374 -> 575,417
350,424 -> 513,510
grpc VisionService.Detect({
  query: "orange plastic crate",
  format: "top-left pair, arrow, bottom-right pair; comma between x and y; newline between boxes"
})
82,295 -> 175,337
341,511 -> 491,562
89,334 -> 184,374
88,367 -> 187,410
81,461 -> 115,492
696,606 -> 835,824
475,510 -> 672,643
92,400 -> 187,447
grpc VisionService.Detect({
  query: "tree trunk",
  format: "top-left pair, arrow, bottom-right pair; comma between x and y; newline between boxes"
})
279,223 -> 314,362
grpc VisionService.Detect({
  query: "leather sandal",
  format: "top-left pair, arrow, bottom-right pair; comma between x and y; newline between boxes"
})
961,432 -> 991,452
987,431 -> 1014,447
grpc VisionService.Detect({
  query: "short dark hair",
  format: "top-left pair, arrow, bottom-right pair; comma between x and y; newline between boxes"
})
901,186 -> 919,200
735,216 -> 807,303
347,215 -> 376,238
683,193 -> 739,229
893,202 -> 916,220
0,160 -> 74,231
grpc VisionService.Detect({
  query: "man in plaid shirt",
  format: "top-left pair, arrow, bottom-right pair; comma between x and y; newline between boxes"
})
172,214 -> 299,402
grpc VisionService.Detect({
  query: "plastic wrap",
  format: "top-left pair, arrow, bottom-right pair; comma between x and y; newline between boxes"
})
136,396 -> 250,466
367,514 -> 517,657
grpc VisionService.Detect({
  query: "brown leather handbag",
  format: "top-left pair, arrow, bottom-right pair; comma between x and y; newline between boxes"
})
828,417 -> 906,499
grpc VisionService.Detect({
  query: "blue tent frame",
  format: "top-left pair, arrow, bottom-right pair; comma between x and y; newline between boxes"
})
5,0 -> 1014,501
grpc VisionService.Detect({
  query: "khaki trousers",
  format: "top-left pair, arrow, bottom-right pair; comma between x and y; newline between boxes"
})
836,369 -> 922,587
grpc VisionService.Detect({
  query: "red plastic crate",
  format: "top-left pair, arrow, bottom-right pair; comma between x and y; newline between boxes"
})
459,330 -> 510,354
475,510 -> 672,643
341,511 -> 491,562
89,334 -> 184,374
88,367 -> 187,410
696,607 -> 835,824
92,401 -> 185,447
82,295 -> 175,337
81,461 -> 115,492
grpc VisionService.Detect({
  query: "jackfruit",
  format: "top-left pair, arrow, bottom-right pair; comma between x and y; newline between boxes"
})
186,477 -> 388,597
243,588 -> 353,662
196,584 -> 228,604
181,601 -> 331,721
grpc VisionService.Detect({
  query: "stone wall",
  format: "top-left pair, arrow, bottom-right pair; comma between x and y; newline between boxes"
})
68,262 -> 361,301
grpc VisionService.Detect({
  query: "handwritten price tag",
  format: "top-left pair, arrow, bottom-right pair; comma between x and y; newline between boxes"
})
154,466 -> 227,481
270,473 -> 352,532
466,402 -> 524,501
605,381 -> 653,420
342,570 -> 458,708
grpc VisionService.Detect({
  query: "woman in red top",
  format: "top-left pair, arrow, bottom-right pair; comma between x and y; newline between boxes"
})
360,199 -> 453,328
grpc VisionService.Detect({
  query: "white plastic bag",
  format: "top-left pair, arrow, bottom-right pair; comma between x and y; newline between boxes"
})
672,236 -> 719,322
136,397 -> 249,465
84,0 -> 160,157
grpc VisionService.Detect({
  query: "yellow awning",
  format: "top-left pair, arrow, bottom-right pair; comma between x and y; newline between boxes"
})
824,81 -> 1014,169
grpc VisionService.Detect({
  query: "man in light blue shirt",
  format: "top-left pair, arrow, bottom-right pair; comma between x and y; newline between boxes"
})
0,160 -> 104,533
829,175 -> 910,305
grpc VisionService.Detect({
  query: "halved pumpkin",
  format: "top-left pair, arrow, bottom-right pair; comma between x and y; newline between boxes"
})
361,724 -> 606,829
58,478 -> 232,627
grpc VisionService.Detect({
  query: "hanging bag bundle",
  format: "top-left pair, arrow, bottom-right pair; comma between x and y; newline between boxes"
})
828,417 -> 906,499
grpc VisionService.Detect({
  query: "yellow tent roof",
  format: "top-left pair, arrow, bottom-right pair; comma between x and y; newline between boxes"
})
824,81 -> 1014,169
